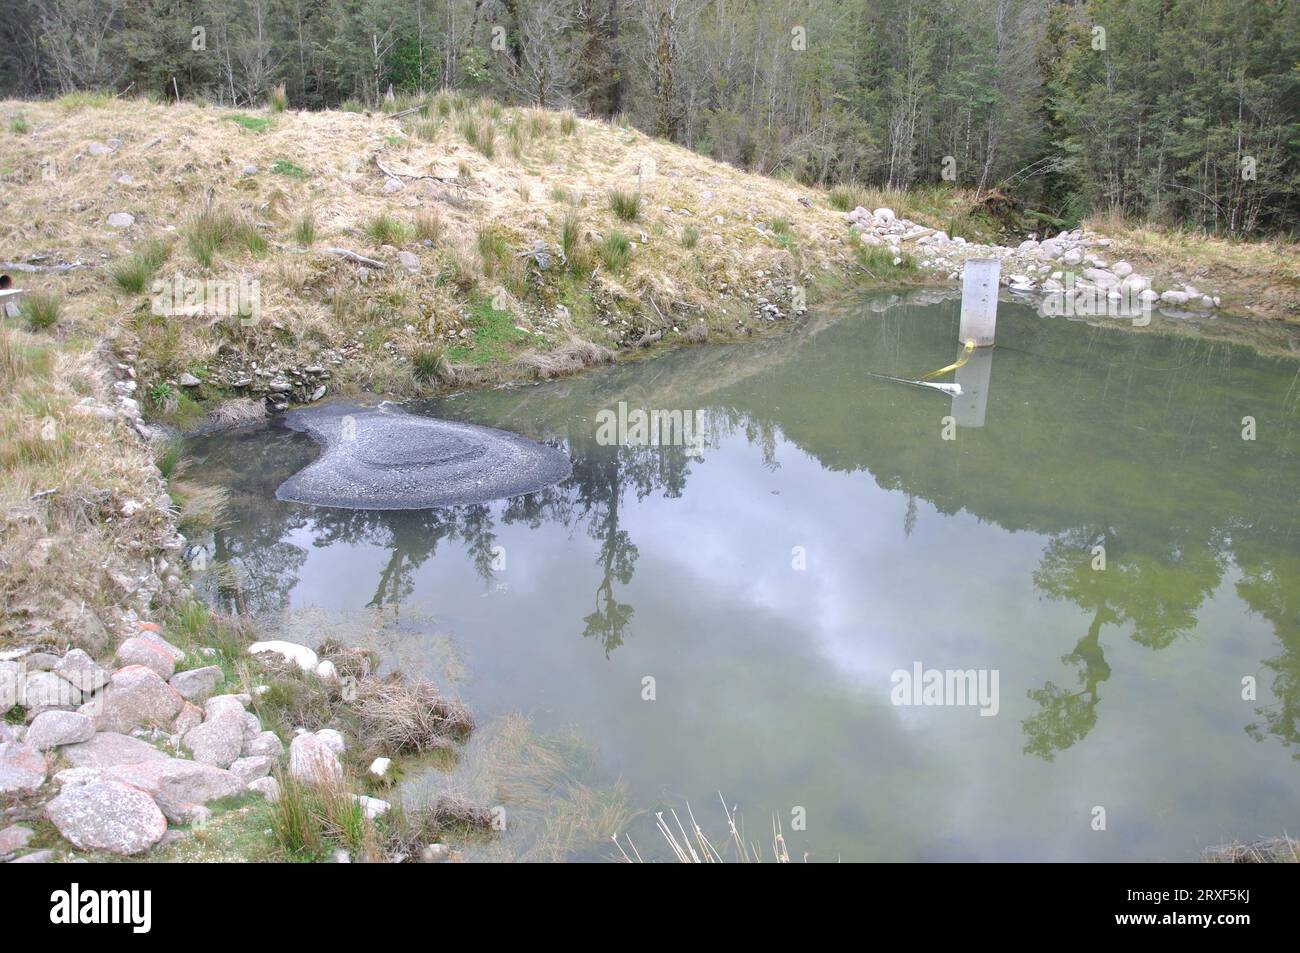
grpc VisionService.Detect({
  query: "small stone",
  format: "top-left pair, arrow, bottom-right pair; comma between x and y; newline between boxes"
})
352,794 -> 390,819
242,730 -> 284,759
315,659 -> 338,680
383,177 -> 405,193
398,250 -> 420,273
0,823 -> 34,854
178,372 -> 201,387
106,212 -> 135,228
368,756 -> 391,778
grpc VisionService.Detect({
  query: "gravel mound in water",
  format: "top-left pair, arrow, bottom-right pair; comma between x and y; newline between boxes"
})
276,402 -> 572,510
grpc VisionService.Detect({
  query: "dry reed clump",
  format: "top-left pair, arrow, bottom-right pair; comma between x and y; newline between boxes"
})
512,339 -> 615,380
353,675 -> 474,757
1202,837 -> 1299,863
203,397 -> 267,431
614,793 -> 796,863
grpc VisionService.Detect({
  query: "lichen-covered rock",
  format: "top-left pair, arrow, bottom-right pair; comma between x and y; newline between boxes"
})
288,732 -> 342,785
25,710 -> 95,750
242,730 -> 284,759
229,755 -> 274,783
248,776 -> 280,801
53,649 -> 110,695
45,779 -> 167,855
116,636 -> 177,680
169,665 -> 223,703
0,742 -> 47,795
183,713 -> 245,768
105,758 -> 246,823
80,665 -> 184,734
61,731 -> 169,768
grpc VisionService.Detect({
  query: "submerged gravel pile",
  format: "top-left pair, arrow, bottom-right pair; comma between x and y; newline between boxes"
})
276,402 -> 573,510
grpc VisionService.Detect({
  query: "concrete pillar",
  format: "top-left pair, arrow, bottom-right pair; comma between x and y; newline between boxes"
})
951,346 -> 994,428
958,258 -> 1000,347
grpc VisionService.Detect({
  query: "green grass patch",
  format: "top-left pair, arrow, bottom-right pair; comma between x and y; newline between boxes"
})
272,159 -> 308,179
183,208 -> 267,267
9,117 -> 29,135
448,298 -> 530,365
365,213 -> 411,246
229,113 -> 272,133
294,209 -> 317,246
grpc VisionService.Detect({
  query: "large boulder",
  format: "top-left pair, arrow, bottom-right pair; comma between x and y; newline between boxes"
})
288,732 -> 342,785
0,661 -> 18,712
183,714 -> 245,768
116,636 -> 177,680
61,731 -> 169,768
0,741 -> 47,795
80,665 -> 184,733
169,666 -> 223,703
105,758 -> 246,823
45,779 -> 167,855
18,670 -> 84,710
248,640 -> 318,672
25,711 -> 95,751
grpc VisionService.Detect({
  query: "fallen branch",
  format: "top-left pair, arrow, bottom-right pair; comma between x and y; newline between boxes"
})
324,247 -> 385,269
373,156 -> 458,183
388,102 -> 430,120
1,260 -> 93,274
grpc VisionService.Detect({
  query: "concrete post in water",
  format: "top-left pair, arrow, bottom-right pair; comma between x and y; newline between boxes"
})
958,258 -> 1000,347
951,346 -> 994,429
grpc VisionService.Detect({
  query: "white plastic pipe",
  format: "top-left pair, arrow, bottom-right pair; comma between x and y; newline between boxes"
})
959,258 -> 1000,347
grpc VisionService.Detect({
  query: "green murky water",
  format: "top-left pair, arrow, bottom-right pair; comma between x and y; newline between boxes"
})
186,291 -> 1300,861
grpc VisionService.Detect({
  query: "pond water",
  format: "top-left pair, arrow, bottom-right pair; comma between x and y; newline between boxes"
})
185,291 -> 1300,862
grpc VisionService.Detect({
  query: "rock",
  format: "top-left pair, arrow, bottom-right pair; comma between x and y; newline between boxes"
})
1200,295 -> 1215,309
138,631 -> 185,663
116,636 -> 177,680
203,693 -> 250,720
383,177 -> 405,193
178,372 -> 201,387
0,823 -> 34,855
288,732 -> 342,785
241,164 -> 258,175
169,666 -> 223,703
173,702 -> 203,736
229,755 -> 274,783
0,741 -> 48,795
183,714 -> 245,768
352,795 -> 390,819
248,640 -> 318,672
9,849 -> 55,863
248,776 -> 280,801
87,142 -> 113,156
310,385 -> 327,402
1061,248 -> 1083,266
242,730 -> 284,759
24,652 -> 59,670
398,250 -> 420,274
45,779 -> 167,855
873,207 -> 895,223
53,649 -> 110,695
57,601 -> 110,655
102,758 -> 246,824
1081,267 -> 1120,289
368,756 -> 391,778
61,731 -> 169,768
26,711 -> 95,750
19,669 -> 84,710
80,665 -> 184,734
106,212 -> 135,228
315,728 -> 346,753
0,661 -> 19,712
420,843 -> 451,863
1112,260 -> 1133,278
1160,290 -> 1189,305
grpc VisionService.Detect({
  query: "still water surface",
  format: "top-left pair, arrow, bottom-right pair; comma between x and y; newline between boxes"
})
187,292 -> 1300,861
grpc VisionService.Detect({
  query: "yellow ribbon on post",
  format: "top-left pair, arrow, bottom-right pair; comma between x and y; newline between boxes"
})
919,340 -> 976,380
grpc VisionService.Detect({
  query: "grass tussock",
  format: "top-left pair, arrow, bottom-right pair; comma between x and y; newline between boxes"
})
19,290 -> 62,331
607,188 -> 641,222
597,231 -> 632,272
460,117 -> 496,158
267,83 -> 288,113
293,209 -> 317,246
110,238 -> 171,294
183,207 -> 267,267
365,212 -> 411,246
615,794 -> 794,863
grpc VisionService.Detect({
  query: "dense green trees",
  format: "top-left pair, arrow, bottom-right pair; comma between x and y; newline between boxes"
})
2,0 -> 1296,233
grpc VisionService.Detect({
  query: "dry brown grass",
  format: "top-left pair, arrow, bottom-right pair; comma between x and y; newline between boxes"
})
1202,836 -> 1300,863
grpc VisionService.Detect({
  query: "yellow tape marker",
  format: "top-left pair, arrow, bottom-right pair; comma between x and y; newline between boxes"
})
919,340 -> 975,380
